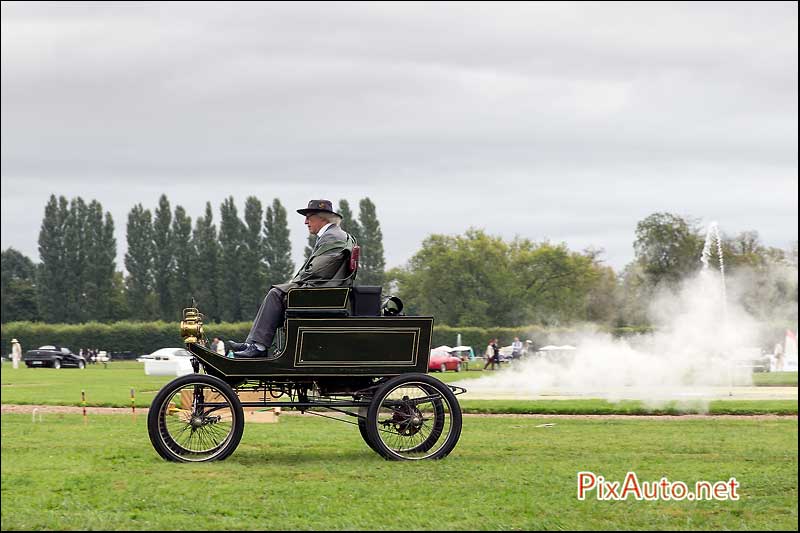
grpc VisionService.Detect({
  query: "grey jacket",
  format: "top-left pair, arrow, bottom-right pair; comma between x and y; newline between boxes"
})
273,225 -> 356,293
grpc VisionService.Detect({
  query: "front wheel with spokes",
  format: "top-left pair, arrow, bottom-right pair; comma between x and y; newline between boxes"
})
147,374 -> 244,462
366,374 -> 462,461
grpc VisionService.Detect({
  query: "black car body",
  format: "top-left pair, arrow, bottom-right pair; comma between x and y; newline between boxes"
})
23,345 -> 87,369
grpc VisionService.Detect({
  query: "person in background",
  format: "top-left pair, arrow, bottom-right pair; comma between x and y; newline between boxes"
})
11,338 -> 22,369
524,339 -> 533,357
491,338 -> 501,370
511,337 -> 523,359
484,338 -> 500,370
483,339 -> 494,370
773,341 -> 785,372
212,336 -> 226,356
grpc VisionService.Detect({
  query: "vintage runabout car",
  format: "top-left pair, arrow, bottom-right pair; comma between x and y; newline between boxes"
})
23,345 -> 87,369
147,246 -> 465,463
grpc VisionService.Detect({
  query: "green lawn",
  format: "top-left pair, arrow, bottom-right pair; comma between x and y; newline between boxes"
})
1,413 -> 796,530
1,361 -> 173,408
753,372 -> 798,387
459,399 -> 798,415
2,363 -> 797,415
436,368 -> 799,387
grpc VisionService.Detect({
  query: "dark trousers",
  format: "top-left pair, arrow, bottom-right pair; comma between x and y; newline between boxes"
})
246,288 -> 286,347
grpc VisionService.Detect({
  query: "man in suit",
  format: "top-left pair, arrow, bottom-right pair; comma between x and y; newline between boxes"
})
228,199 -> 356,358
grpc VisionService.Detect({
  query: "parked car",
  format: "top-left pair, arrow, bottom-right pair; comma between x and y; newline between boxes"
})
23,345 -> 86,369
137,347 -> 194,376
451,346 -> 476,360
428,349 -> 462,372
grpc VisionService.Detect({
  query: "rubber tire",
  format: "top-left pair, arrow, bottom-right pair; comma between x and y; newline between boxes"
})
440,363 -> 447,372
78,360 -> 85,369
53,359 -> 61,369
148,374 -> 244,462
358,405 -> 381,454
366,373 -> 462,461
455,362 -> 461,372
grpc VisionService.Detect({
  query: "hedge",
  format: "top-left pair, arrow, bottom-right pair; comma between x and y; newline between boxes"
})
1,320 -> 655,357
432,324 -> 654,354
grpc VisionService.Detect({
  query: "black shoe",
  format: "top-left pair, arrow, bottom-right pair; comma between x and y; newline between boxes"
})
233,343 -> 268,358
226,340 -> 248,352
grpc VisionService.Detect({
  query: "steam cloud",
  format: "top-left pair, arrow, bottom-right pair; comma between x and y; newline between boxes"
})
457,265 -> 797,407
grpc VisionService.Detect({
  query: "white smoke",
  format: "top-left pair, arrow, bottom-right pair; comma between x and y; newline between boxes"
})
459,268 -> 766,405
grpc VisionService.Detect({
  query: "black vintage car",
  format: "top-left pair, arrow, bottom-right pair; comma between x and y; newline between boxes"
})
148,246 -> 465,463
23,345 -> 87,369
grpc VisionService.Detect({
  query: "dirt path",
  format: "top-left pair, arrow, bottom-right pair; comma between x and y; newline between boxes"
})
2,404 -> 796,420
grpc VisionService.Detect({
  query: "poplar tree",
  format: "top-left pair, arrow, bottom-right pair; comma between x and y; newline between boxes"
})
125,204 -> 154,320
191,202 -> 221,321
170,205 -> 194,318
37,195 -> 69,323
358,197 -> 385,286
96,213 -> 118,321
338,199 -> 361,244
304,234 -> 315,261
63,197 -> 89,323
218,197 -> 244,322
240,196 -> 266,316
84,200 -> 116,321
152,194 -> 174,320
264,198 -> 294,287
83,201 -> 104,320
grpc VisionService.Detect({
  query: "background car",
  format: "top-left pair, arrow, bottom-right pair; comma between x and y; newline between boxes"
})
23,345 -> 86,369
428,349 -> 462,372
137,347 -> 194,376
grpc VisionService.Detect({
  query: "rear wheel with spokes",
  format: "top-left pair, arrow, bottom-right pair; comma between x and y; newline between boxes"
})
147,374 -> 244,462
366,374 -> 462,460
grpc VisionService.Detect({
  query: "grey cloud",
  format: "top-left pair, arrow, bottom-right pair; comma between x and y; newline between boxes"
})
1,1 -> 797,273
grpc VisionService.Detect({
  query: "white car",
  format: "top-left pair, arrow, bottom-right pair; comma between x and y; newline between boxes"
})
137,347 -> 194,376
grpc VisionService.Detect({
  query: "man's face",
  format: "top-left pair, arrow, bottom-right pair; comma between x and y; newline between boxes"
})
305,213 -> 327,235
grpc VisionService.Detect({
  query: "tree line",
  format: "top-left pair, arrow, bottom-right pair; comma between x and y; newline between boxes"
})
1,195 -> 386,324
2,206 -> 796,329
386,212 -> 797,328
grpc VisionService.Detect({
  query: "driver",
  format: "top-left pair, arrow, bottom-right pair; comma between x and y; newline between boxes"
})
227,199 -> 355,358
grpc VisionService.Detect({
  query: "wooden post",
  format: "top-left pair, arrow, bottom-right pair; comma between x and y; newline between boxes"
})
81,390 -> 87,425
130,388 -> 136,422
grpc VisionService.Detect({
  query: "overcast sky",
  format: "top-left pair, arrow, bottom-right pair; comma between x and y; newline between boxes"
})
2,1 -> 797,274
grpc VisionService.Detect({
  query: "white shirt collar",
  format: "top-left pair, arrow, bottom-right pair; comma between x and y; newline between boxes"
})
317,223 -> 334,239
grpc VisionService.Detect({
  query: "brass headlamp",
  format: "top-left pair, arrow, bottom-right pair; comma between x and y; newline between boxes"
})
180,307 -> 206,345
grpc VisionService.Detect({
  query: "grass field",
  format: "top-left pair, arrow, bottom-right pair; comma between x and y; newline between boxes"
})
752,372 -> 799,387
2,363 -> 797,415
436,368 -> 799,387
1,363 -> 796,415
2,360 -> 797,530
1,412 -> 797,530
